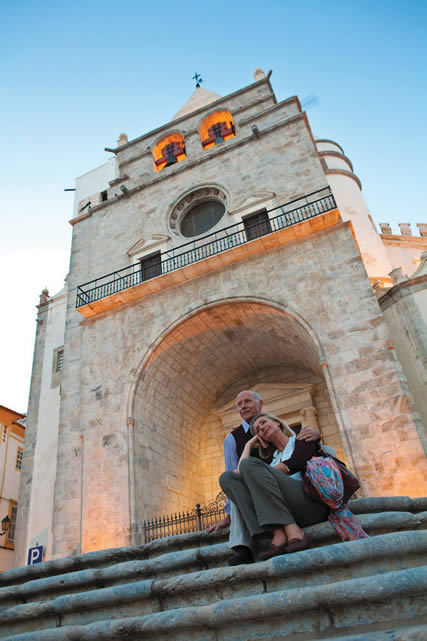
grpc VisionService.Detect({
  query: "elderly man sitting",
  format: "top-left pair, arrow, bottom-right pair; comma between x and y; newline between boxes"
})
208,389 -> 322,565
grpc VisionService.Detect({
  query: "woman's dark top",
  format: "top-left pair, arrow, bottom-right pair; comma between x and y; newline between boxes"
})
281,439 -> 321,475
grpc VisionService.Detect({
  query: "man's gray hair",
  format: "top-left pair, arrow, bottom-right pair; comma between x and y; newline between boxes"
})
253,391 -> 262,403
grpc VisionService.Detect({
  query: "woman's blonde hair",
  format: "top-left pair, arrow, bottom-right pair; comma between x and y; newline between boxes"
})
250,412 -> 295,439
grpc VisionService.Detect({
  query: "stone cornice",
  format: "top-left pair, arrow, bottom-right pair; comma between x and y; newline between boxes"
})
318,150 -> 353,172
325,168 -> 362,190
380,234 -> 427,248
315,138 -> 345,154
378,274 -> 427,311
236,96 -> 300,128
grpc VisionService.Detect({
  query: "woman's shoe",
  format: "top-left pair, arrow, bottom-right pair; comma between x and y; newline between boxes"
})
257,542 -> 288,561
285,533 -> 312,554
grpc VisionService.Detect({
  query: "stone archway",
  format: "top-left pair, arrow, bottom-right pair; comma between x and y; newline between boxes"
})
131,300 -> 343,538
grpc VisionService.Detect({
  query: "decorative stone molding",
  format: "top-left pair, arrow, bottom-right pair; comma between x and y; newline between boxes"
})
168,185 -> 228,235
253,67 -> 266,81
324,168 -> 362,190
389,267 -> 408,285
39,288 -> 50,305
228,191 -> 276,216
380,223 -> 392,235
117,133 -> 128,146
216,383 -> 317,436
127,234 -> 171,258
300,405 -> 319,429
318,150 -> 354,172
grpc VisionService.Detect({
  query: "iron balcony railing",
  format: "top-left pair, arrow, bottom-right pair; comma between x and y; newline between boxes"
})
76,187 -> 336,308
143,492 -> 227,543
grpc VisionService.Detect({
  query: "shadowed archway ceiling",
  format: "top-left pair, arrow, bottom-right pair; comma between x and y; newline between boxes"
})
139,302 -> 321,418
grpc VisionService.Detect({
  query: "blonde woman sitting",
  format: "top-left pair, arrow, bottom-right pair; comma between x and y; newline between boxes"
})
220,412 -> 329,560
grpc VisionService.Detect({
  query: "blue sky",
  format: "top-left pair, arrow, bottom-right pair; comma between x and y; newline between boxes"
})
1,0 -> 426,411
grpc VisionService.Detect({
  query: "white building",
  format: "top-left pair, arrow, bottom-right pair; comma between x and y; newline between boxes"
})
0,405 -> 25,571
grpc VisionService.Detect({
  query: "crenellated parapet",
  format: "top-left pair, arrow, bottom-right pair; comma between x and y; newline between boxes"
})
380,223 -> 427,238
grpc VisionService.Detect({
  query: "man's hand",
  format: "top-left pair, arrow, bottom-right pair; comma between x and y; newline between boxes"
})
206,514 -> 231,533
297,425 -> 321,441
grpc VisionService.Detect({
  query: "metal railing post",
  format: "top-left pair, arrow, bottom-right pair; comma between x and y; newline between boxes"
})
196,503 -> 202,531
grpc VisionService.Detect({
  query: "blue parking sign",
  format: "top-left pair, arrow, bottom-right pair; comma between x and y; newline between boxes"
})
27,545 -> 44,565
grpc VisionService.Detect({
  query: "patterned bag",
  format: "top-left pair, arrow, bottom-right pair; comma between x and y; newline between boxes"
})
303,456 -> 369,541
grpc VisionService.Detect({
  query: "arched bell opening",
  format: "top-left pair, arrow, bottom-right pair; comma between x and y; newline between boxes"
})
132,300 -> 344,534
200,110 -> 236,149
152,132 -> 186,172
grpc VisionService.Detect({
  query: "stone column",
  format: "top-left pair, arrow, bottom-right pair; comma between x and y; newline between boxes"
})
301,406 -> 319,429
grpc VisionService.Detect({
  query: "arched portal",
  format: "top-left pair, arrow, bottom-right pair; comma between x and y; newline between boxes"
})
132,300 -> 342,537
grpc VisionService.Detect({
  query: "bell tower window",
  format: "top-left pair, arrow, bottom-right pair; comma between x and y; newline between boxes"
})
200,111 -> 236,150
153,133 -> 186,172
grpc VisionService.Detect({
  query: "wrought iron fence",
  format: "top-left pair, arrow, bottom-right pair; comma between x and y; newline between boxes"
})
76,187 -> 336,308
142,492 -> 227,543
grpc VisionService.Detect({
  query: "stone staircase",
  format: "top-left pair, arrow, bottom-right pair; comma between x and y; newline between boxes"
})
1,496 -> 426,641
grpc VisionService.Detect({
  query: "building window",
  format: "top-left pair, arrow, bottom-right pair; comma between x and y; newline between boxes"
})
243,210 -> 272,241
55,348 -> 64,372
153,133 -> 186,172
181,200 -> 225,238
101,190 -> 108,202
140,252 -> 162,282
16,448 -> 23,470
6,501 -> 17,546
200,111 -> 236,150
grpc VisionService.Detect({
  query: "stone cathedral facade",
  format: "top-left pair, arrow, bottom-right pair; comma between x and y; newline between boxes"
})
16,69 -> 427,566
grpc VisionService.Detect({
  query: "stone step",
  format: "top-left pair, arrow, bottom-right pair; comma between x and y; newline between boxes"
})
4,496 -> 426,592
3,497 -> 425,591
2,564 -> 426,641
1,508 -> 425,609
2,497 -> 425,640
0,512 -> 427,612
1,532 -> 426,638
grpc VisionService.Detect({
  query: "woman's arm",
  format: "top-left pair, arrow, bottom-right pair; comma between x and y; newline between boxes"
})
237,435 -> 263,471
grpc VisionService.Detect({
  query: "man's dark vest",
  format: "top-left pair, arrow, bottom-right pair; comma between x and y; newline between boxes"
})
231,424 -> 254,459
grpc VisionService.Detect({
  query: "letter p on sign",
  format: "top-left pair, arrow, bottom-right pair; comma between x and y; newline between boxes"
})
27,545 -> 44,565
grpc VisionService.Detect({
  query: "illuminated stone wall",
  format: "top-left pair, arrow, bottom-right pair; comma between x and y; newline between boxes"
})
39,220 -> 425,558
15,74 -> 427,565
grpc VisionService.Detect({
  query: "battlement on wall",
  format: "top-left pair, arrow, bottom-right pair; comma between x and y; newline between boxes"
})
379,222 -> 427,237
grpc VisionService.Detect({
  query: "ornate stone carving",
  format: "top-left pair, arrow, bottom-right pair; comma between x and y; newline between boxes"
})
168,186 -> 228,234
127,234 -> 170,257
301,406 -> 319,429
228,191 -> 276,215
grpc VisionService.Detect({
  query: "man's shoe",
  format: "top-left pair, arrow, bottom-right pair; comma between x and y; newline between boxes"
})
252,532 -> 273,556
285,533 -> 313,554
228,546 -> 254,566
